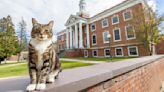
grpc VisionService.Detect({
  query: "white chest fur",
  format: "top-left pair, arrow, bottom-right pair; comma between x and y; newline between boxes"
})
30,39 -> 52,55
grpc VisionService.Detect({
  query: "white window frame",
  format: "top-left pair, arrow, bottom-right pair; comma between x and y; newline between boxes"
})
90,23 -> 96,32
92,34 -> 97,46
125,25 -> 136,40
101,18 -> 109,28
115,47 -> 124,57
112,15 -> 119,25
104,49 -> 110,57
113,27 -> 122,42
92,50 -> 98,57
84,50 -> 88,58
123,10 -> 133,21
103,31 -> 109,44
128,46 -> 139,57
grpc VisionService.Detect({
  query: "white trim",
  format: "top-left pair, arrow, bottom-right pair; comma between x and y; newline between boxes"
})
88,0 -> 143,23
113,27 -> 122,42
84,50 -> 88,58
112,15 -> 119,25
104,49 -> 110,57
115,47 -> 124,57
123,9 -> 133,21
92,50 -> 98,57
90,23 -> 96,32
101,18 -> 109,28
128,46 -> 139,57
92,34 -> 97,46
103,31 -> 109,44
125,25 -> 136,40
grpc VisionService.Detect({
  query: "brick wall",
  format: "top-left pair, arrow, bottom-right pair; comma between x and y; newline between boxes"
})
156,40 -> 164,54
83,58 -> 164,92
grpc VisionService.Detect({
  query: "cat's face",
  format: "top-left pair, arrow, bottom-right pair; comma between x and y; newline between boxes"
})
31,18 -> 54,41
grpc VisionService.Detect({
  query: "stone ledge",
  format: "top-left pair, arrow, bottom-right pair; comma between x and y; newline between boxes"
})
0,55 -> 163,92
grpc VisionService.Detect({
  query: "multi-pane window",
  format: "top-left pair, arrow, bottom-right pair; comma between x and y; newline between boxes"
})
92,35 -> 97,45
128,46 -> 138,56
103,31 -> 109,43
104,49 -> 110,57
115,48 -> 123,57
126,25 -> 135,39
113,28 -> 121,41
92,50 -> 98,57
101,19 -> 109,28
124,10 -> 132,21
91,23 -> 96,31
112,15 -> 119,24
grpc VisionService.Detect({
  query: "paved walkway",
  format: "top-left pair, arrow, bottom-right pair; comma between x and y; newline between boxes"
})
60,58 -> 106,64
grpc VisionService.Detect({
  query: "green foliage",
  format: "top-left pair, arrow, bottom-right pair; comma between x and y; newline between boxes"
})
18,18 -> 28,51
130,7 -> 164,55
0,15 -> 20,59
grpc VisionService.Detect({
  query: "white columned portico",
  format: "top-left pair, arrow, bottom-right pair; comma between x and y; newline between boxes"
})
69,27 -> 73,49
79,22 -> 83,48
75,24 -> 78,48
86,24 -> 90,48
66,28 -> 69,49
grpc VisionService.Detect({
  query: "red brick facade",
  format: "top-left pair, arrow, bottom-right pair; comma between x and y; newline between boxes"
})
156,40 -> 164,54
57,0 -> 154,58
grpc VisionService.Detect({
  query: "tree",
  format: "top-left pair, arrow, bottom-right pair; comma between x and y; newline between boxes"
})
0,15 -> 19,63
130,6 -> 164,55
17,18 -> 28,62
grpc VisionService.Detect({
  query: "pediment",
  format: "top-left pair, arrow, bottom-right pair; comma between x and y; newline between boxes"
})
65,15 -> 80,26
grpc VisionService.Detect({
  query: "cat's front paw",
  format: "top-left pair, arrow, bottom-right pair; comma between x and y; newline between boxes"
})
47,77 -> 55,83
26,84 -> 36,91
36,83 -> 46,90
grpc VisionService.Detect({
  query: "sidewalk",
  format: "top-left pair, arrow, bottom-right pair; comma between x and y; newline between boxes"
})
60,58 -> 106,64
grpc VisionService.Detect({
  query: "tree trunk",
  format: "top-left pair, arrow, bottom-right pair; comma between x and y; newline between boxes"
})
17,53 -> 21,62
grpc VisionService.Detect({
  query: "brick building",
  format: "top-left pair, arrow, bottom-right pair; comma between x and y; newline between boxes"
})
57,0 -> 155,58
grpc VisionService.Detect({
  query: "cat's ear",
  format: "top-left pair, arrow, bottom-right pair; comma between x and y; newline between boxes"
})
32,18 -> 38,26
48,20 -> 54,28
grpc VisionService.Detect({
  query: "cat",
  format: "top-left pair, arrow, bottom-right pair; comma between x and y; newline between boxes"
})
26,18 -> 61,91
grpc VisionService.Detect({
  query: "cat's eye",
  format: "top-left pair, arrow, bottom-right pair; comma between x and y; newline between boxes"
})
45,30 -> 49,32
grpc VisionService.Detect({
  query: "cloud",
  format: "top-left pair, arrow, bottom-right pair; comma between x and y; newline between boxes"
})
0,0 -> 129,41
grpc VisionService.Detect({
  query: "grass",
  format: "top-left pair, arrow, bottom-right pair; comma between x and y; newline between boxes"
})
0,61 -> 93,78
74,57 -> 133,62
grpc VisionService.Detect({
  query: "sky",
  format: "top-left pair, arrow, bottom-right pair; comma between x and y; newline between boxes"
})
0,0 -> 163,41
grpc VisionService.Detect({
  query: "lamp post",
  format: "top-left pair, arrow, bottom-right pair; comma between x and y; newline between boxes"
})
107,34 -> 112,61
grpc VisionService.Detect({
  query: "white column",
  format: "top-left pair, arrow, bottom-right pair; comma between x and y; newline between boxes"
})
70,27 -> 73,49
75,24 -> 78,48
86,24 -> 90,48
66,28 -> 69,49
79,22 -> 83,48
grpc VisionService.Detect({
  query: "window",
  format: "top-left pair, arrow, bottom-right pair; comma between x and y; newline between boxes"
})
101,19 -> 109,28
104,49 -> 110,57
113,28 -> 121,41
92,50 -> 98,57
91,23 -> 96,31
125,25 -> 135,40
128,46 -> 139,56
84,50 -> 88,58
103,31 -> 109,43
112,15 -> 119,25
115,48 -> 123,57
61,35 -> 64,41
92,34 -> 97,45
123,10 -> 132,21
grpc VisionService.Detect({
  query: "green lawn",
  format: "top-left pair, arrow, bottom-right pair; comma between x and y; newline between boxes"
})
74,57 -> 133,62
0,61 -> 93,78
